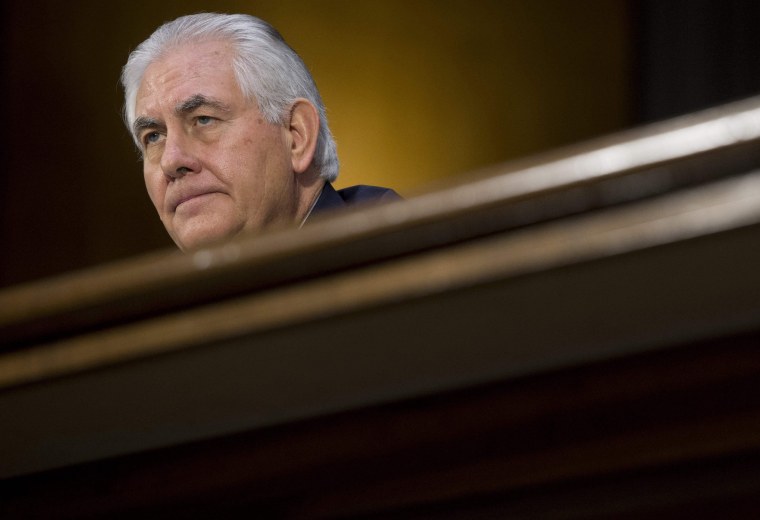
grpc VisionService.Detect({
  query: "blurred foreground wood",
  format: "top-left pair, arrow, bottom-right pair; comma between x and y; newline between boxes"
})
2,97 -> 760,518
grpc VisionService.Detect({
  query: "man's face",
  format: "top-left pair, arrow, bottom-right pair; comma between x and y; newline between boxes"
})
135,40 -> 297,251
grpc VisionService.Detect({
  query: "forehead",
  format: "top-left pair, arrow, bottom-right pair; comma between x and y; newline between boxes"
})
136,40 -> 242,114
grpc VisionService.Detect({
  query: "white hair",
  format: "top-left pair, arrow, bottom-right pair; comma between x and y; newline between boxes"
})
121,12 -> 338,182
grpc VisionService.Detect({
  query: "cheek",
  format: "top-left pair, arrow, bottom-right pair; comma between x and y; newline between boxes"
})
143,168 -> 166,210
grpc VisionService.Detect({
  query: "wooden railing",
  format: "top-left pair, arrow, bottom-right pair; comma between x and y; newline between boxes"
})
2,97 -> 760,518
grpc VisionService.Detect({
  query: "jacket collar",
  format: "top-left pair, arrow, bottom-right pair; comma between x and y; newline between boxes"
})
310,182 -> 345,216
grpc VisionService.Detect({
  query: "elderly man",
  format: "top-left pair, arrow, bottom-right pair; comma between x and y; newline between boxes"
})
121,13 -> 399,251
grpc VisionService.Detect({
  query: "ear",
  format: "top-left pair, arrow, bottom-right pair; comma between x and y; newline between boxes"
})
287,98 -> 320,174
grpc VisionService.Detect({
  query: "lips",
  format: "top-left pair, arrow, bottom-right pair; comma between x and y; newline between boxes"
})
167,186 -> 222,212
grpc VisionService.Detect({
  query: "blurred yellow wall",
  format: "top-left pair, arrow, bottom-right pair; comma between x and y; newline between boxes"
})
268,1 -> 632,194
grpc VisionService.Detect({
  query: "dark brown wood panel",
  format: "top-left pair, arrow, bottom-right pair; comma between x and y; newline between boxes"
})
3,98 -> 760,518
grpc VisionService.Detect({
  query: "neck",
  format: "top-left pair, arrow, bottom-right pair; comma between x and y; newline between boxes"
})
295,173 -> 326,226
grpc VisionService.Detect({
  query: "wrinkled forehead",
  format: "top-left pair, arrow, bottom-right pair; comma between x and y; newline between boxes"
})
136,40 -> 242,114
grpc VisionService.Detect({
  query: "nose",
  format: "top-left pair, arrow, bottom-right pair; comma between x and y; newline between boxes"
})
160,131 -> 202,180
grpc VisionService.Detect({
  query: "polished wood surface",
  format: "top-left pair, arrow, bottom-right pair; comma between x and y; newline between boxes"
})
2,98 -> 760,518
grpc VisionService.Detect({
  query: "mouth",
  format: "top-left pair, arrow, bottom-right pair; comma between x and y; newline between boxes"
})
171,191 -> 220,212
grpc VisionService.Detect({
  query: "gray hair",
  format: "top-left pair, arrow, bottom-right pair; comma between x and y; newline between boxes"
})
121,12 -> 338,182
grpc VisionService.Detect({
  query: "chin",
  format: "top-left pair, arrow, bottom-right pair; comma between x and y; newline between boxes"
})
172,225 -> 242,252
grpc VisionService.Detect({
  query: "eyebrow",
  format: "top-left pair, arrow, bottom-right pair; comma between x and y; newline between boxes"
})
175,94 -> 231,115
132,94 -> 231,138
132,116 -> 163,140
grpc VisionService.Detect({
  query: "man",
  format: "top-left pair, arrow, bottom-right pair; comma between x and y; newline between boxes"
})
121,13 -> 399,251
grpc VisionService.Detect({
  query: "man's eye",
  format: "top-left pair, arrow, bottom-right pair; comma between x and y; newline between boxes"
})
197,116 -> 214,125
143,131 -> 162,145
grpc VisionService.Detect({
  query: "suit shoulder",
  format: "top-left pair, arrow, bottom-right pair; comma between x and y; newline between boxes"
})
336,185 -> 402,204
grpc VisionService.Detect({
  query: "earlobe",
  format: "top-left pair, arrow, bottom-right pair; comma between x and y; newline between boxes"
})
288,99 -> 320,174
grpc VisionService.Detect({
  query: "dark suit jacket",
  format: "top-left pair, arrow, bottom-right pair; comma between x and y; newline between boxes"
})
309,183 -> 401,219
